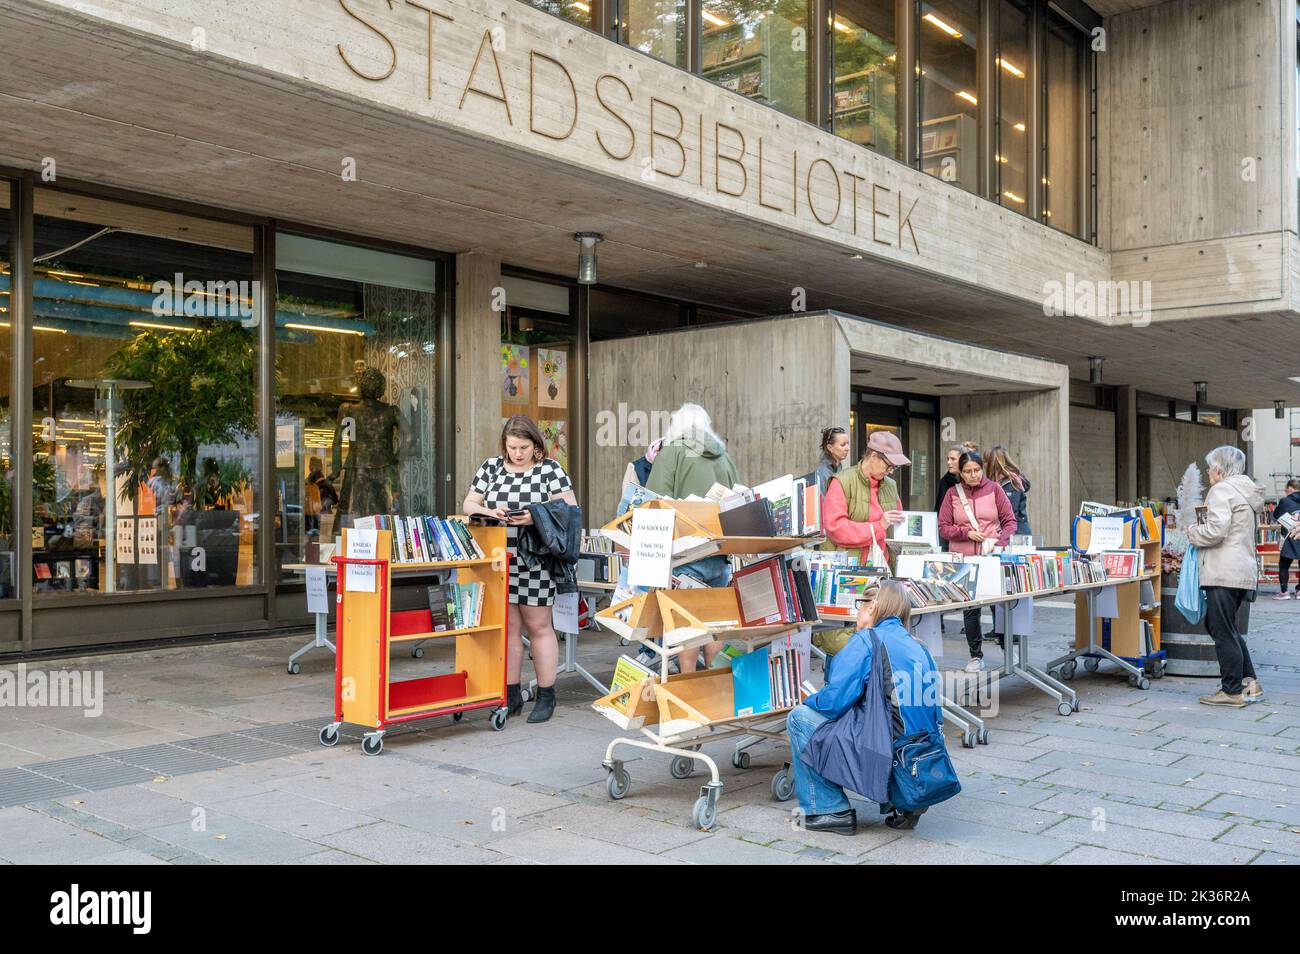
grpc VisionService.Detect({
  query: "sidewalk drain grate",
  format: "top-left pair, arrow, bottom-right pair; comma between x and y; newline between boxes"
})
103,744 -> 234,776
24,754 -> 157,790
0,768 -> 84,808
176,734 -> 300,764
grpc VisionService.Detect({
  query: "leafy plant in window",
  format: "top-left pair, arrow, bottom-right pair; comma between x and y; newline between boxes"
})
104,319 -> 257,501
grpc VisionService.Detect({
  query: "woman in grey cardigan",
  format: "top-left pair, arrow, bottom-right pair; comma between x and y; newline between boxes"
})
1185,446 -> 1266,707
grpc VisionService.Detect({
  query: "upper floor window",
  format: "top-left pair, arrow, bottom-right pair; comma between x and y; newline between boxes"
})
917,0 -> 979,193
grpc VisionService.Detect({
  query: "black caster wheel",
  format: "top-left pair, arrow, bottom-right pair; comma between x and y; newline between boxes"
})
977,728 -> 990,745
361,734 -> 383,756
692,795 -> 718,831
412,647 -> 424,659
669,755 -> 694,779
319,725 -> 339,747
452,711 -> 463,722
1057,701 -> 1073,717
771,768 -> 794,802
489,709 -> 508,731
731,750 -> 751,770
606,767 -> 631,800
961,730 -> 975,748
1084,657 -> 1100,673
287,662 -> 301,675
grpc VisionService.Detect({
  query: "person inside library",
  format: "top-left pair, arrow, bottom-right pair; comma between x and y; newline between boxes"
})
813,426 -> 850,495
646,403 -> 741,673
938,450 -> 1017,673
1186,446 -> 1265,707
462,414 -> 577,723
787,579 -> 942,834
1272,478 -> 1300,600
985,445 -> 1031,537
816,431 -> 909,657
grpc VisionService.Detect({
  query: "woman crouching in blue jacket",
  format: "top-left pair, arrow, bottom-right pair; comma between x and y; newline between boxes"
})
787,578 -> 942,834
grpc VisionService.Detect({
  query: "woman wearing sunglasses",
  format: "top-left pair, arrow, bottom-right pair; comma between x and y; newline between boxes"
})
786,579 -> 943,835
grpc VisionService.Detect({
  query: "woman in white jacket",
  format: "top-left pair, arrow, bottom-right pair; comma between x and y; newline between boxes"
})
1185,446 -> 1265,707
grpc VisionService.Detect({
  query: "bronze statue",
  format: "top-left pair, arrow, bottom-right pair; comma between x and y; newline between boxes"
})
330,367 -> 401,521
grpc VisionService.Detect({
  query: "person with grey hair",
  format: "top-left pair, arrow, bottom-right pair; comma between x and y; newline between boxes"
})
647,403 -> 741,672
1186,445 -> 1265,707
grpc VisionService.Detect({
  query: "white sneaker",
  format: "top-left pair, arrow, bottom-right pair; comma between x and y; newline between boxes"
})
964,657 -> 984,674
1272,591 -> 1291,601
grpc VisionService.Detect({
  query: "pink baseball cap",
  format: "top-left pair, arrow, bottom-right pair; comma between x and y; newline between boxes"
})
867,431 -> 911,466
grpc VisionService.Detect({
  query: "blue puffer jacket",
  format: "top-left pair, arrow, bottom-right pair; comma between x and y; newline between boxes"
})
804,616 -> 941,737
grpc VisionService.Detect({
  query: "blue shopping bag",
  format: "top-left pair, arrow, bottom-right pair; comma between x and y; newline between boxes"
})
1175,545 -> 1206,625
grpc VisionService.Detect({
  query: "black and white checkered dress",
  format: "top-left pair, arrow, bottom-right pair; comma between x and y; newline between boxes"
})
471,456 -> 573,606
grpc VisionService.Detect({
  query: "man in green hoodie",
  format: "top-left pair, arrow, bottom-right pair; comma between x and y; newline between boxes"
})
646,403 -> 741,672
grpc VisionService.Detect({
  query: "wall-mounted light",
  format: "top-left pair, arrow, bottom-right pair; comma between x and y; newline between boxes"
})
1275,400 -> 1286,419
1195,381 -> 1208,405
1088,356 -> 1103,385
574,232 -> 603,285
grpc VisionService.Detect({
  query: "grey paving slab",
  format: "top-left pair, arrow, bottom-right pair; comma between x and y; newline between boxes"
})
1032,792 -> 1236,840
1028,748 -> 1208,785
661,832 -> 807,865
1051,845 -> 1175,865
1248,852 -> 1295,864
1023,722 -> 1170,750
1180,772 -> 1296,802
904,813 -> 1075,863
1163,754 -> 1300,788
1200,793 -> 1300,827
214,790 -> 379,839
145,816 -> 327,864
1214,823 -> 1300,857
1040,817 -> 1260,865
715,801 -> 902,856
857,836 -> 1031,865
1033,768 -> 1215,808
521,801 -> 710,853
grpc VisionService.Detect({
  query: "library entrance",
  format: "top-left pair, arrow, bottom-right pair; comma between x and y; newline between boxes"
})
850,388 -> 940,513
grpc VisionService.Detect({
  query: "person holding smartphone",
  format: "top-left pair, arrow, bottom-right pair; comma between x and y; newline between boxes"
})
462,415 -> 577,724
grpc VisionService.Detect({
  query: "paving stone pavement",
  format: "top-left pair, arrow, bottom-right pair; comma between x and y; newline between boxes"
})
0,595 -> 1297,864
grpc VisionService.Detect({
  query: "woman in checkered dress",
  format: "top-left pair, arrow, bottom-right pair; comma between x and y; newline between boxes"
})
462,415 -> 576,724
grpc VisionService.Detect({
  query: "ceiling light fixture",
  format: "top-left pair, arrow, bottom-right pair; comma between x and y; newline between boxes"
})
130,320 -> 198,333
702,10 -> 729,27
998,57 -> 1024,78
956,90 -> 977,106
923,12 -> 962,37
284,322 -> 366,336
575,232 -> 604,285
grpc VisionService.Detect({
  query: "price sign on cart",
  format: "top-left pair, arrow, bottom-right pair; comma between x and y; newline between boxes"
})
627,508 -> 674,589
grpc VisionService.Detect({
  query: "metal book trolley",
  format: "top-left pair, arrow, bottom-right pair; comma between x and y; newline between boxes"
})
318,524 -> 510,755
592,499 -> 815,830
1048,508 -> 1166,689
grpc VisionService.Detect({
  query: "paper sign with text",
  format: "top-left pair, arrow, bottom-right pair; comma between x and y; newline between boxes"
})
305,565 -> 330,614
1087,517 -> 1125,553
137,517 -> 158,566
627,508 -> 675,588
344,529 -> 379,593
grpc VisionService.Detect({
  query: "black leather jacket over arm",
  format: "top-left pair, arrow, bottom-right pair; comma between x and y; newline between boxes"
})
518,500 -> 583,595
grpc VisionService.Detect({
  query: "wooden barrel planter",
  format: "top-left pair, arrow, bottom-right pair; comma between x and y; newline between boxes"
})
1160,572 -> 1251,677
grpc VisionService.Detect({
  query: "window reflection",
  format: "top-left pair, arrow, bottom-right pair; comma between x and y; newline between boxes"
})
700,0 -> 812,121
918,0 -> 979,191
996,0 -> 1030,212
624,0 -> 688,67
1043,10 -> 1088,237
524,0 -> 596,29
831,0 -> 899,158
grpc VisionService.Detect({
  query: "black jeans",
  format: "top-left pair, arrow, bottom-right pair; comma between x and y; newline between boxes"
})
964,608 -> 985,658
1280,556 -> 1294,592
1204,586 -> 1256,695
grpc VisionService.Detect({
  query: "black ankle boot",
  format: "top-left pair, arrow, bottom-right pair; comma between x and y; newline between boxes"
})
526,686 -> 556,723
506,683 -> 523,717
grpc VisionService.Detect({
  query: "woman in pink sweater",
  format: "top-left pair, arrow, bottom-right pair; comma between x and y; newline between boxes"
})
939,451 -> 1017,673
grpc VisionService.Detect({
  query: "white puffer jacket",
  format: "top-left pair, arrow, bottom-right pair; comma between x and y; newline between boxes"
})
1185,474 -> 1265,590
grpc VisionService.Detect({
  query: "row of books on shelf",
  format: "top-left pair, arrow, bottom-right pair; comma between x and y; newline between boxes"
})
424,582 -> 485,631
353,515 -> 486,564
732,644 -> 805,716
732,555 -> 820,627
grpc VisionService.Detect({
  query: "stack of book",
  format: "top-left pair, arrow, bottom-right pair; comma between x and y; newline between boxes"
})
731,644 -> 804,716
425,581 -> 485,631
998,552 -> 1066,593
1100,550 -> 1143,579
809,560 -> 888,617
732,556 -> 818,626
898,576 -> 973,608
356,515 -> 486,563
1067,558 -> 1108,585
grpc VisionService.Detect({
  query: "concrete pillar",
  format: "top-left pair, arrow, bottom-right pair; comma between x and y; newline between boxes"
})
454,251 -> 503,501
1116,385 -> 1138,503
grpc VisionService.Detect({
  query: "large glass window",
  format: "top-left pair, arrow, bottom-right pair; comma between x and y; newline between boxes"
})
917,0 -> 980,191
1043,10 -> 1089,237
996,0 -> 1031,211
31,191 -> 259,595
524,0 -> 597,29
0,182 -> 12,598
624,0 -> 689,68
275,235 -> 443,581
700,0 -> 813,121
831,0 -> 900,158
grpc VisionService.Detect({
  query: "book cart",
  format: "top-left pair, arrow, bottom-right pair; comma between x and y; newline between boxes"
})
1047,508 -> 1165,689
592,500 -> 814,830
318,524 -> 510,755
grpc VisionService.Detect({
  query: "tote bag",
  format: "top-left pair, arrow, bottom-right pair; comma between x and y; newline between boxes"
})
799,631 -> 898,804
1175,544 -> 1206,625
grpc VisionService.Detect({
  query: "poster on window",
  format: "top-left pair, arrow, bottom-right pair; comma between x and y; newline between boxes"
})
501,343 -> 529,404
137,517 -> 158,565
537,348 -> 567,408
540,419 -> 568,471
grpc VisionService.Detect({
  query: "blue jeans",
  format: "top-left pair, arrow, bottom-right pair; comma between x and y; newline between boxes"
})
677,555 -> 731,587
786,704 -> 851,815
